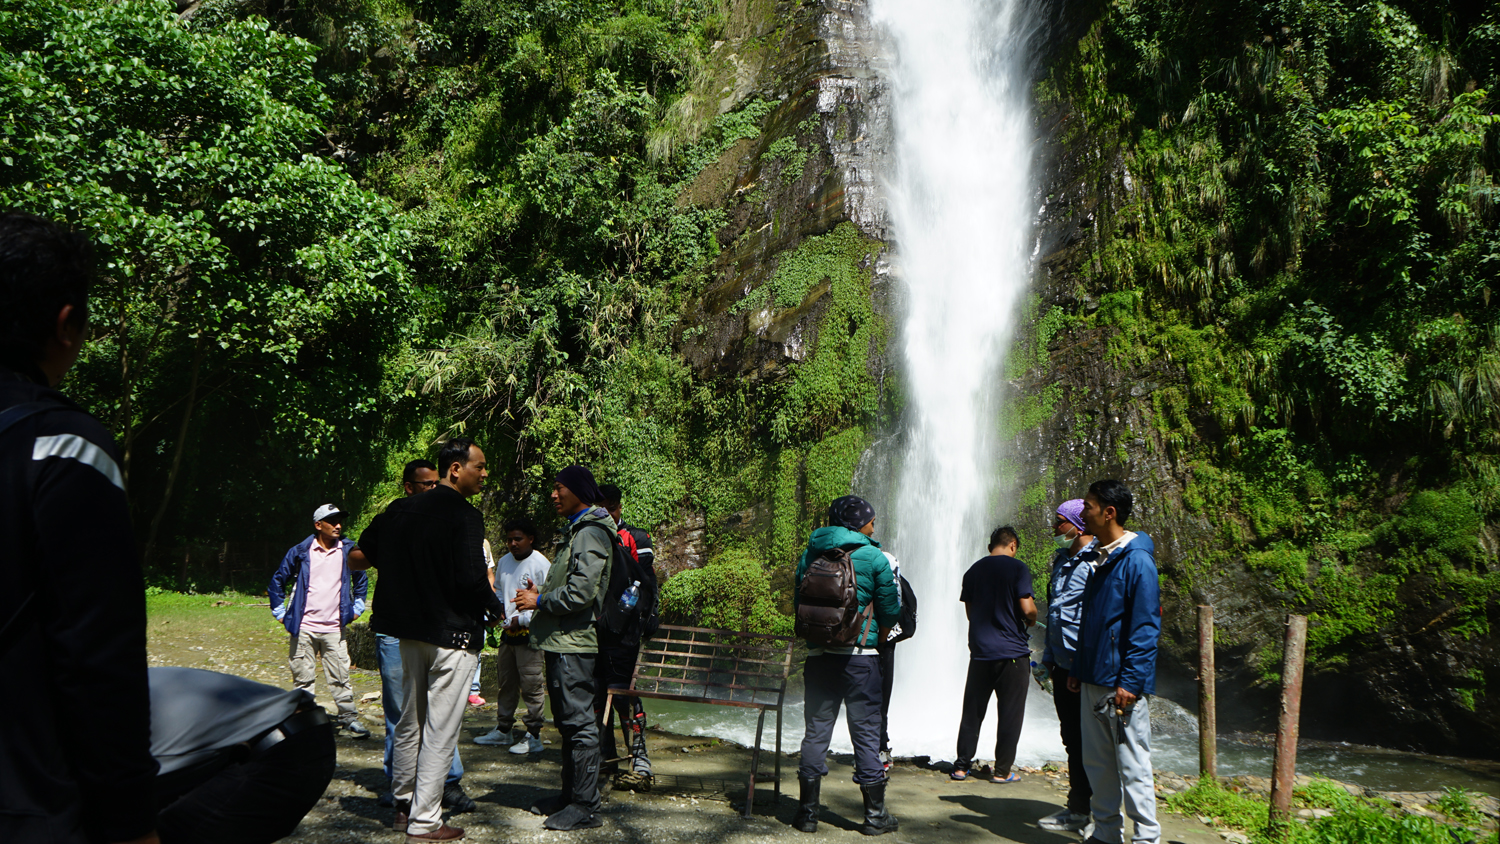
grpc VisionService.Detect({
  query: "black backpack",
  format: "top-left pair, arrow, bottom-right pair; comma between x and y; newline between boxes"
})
622,525 -> 661,640
795,546 -> 873,647
890,573 -> 917,644
587,522 -> 657,647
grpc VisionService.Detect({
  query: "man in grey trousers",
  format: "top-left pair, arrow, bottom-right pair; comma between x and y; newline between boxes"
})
1069,480 -> 1162,844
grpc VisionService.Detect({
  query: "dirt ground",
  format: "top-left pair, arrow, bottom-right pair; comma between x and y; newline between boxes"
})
148,594 -> 1226,844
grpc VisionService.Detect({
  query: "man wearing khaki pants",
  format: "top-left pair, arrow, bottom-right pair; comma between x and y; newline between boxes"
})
268,503 -> 371,739
353,437 -> 506,842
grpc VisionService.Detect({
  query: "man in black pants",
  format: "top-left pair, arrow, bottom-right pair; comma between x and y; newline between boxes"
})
952,526 -> 1036,782
514,465 -> 615,832
595,484 -> 656,792
0,213 -> 159,844
151,667 -> 335,843
1038,499 -> 1099,833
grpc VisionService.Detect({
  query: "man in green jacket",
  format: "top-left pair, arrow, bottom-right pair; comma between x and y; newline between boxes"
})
792,495 -> 902,836
513,465 -> 614,832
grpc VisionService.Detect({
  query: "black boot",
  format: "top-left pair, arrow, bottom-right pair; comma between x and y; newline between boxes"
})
860,780 -> 898,836
793,777 -> 820,833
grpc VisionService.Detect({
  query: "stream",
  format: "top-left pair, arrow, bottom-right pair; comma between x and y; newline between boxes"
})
645,687 -> 1500,796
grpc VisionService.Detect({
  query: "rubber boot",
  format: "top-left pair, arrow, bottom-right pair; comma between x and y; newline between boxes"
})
859,780 -> 898,836
793,777 -> 820,833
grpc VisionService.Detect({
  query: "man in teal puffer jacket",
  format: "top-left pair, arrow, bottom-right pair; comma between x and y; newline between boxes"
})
792,495 -> 901,836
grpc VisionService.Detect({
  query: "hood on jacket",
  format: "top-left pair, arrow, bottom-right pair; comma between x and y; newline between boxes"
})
569,506 -> 616,535
1106,531 -> 1155,564
806,525 -> 880,556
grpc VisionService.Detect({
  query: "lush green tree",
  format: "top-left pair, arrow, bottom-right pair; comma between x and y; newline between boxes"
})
0,0 -> 416,556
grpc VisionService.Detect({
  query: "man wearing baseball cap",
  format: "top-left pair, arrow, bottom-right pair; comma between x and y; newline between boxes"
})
1036,498 -> 1101,834
267,503 -> 371,738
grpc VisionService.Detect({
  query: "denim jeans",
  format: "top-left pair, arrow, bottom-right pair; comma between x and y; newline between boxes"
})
377,633 -> 462,785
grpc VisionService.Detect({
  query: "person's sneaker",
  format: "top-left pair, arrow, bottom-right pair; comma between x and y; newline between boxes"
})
467,694 -> 486,707
1081,820 -> 1096,840
510,733 -> 544,755
393,800 -> 410,832
442,783 -> 477,813
473,728 -> 512,747
341,719 -> 372,739
543,803 -> 603,831
406,822 -> 465,841
1037,810 -> 1090,831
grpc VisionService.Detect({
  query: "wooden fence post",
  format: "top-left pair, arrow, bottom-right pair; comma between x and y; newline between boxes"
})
1197,604 -> 1217,781
1268,614 -> 1309,836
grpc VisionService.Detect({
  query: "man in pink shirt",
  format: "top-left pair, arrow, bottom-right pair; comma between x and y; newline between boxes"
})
268,504 -> 372,738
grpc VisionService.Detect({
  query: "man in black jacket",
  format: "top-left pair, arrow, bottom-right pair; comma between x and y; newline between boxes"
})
354,437 -> 505,843
0,213 -> 159,844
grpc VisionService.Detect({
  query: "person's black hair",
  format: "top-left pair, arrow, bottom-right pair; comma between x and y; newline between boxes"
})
402,458 -> 436,484
989,525 -> 1019,551
598,484 -> 622,505
502,517 -> 538,539
1088,479 -> 1133,526
437,437 -> 475,475
0,212 -> 93,370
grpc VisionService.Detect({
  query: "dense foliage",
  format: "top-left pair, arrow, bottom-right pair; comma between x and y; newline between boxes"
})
2,0 -> 1496,662
1041,0 -> 1500,673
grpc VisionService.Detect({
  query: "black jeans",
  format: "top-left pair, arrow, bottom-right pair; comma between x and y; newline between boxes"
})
1050,664 -> 1093,813
877,645 -> 896,753
545,651 -> 601,812
157,721 -> 335,844
594,644 -> 650,775
798,653 -> 884,785
955,656 -> 1029,772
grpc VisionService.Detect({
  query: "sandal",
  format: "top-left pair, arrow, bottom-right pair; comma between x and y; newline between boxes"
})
991,772 -> 1020,783
950,767 -> 970,781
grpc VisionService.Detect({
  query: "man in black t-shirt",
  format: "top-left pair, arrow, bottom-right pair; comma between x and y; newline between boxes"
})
952,526 -> 1037,782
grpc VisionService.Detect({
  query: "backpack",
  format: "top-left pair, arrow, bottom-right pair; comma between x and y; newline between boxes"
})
622,524 -> 660,640
587,522 -> 657,647
794,546 -> 873,647
890,574 -> 918,644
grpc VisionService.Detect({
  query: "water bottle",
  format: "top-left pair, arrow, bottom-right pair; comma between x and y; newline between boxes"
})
618,580 -> 640,612
1030,660 -> 1053,693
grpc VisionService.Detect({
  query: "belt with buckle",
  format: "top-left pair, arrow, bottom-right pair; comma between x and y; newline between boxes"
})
248,707 -> 331,759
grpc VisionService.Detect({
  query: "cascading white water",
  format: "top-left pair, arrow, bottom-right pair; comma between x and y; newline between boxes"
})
873,0 -> 1058,762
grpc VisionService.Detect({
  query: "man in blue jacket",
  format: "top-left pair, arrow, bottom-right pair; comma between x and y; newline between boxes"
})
1068,480 -> 1161,844
267,504 -> 371,739
792,495 -> 901,836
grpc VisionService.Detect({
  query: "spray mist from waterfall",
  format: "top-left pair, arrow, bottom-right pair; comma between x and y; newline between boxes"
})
872,0 -> 1056,762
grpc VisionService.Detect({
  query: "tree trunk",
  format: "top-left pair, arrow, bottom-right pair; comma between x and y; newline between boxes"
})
143,335 -> 204,564
117,285 -> 134,486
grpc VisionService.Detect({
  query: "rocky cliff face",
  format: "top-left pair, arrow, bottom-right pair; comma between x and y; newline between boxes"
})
659,0 -> 1498,759
1008,84 -> 1500,760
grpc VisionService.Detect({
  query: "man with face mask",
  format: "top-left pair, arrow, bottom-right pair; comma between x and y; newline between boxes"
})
1036,499 -> 1101,833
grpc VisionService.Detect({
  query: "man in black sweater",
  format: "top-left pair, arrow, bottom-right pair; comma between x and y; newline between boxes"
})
0,213 -> 159,844
354,437 -> 504,843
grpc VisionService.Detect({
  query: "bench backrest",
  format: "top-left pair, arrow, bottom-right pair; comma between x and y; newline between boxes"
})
631,624 -> 795,710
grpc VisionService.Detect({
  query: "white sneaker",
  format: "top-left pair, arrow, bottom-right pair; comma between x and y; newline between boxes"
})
1038,810 -> 1090,831
474,728 -> 513,746
510,734 -> 544,755
1081,819 -> 1095,839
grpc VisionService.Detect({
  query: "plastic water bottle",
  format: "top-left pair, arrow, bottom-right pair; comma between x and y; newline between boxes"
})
1030,660 -> 1053,693
618,580 -> 640,612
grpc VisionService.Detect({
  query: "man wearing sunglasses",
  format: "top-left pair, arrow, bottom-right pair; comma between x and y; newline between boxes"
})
267,503 -> 371,739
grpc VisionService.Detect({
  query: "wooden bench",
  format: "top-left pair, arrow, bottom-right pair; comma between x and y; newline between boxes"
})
604,624 -> 795,818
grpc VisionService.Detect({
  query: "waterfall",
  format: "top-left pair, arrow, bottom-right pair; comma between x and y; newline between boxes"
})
872,0 -> 1058,762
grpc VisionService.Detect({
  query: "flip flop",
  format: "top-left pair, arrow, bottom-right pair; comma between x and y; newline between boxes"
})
991,772 -> 1020,783
950,768 -> 970,781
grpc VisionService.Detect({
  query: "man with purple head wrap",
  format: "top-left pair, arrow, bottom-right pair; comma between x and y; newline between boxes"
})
1036,499 -> 1101,834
